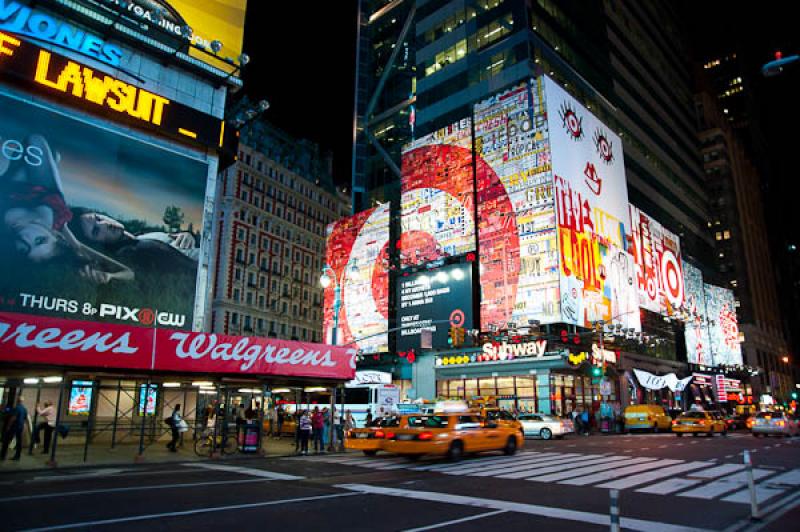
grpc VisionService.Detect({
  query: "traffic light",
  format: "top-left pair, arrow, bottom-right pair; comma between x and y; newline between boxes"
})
448,327 -> 456,347
591,366 -> 603,378
455,327 -> 466,347
791,392 -> 798,400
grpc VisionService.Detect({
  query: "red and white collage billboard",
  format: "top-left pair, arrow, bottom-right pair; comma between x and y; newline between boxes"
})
323,206 -> 390,354
400,118 -> 475,266
629,205 -> 685,314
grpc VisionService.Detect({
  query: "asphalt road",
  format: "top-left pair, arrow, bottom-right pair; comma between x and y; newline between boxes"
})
1,430 -> 798,531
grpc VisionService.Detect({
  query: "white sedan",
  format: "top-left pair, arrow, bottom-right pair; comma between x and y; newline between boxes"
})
518,413 -> 574,440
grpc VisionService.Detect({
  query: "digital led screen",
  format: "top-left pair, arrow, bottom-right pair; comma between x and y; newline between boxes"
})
68,380 -> 93,415
0,91 -> 207,329
704,283 -> 743,366
683,262 -> 712,365
400,118 -> 475,266
323,204 -> 389,353
629,204 -> 685,315
396,263 -> 473,351
473,79 -> 559,330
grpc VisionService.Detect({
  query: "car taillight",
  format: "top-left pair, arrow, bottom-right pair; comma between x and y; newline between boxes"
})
777,421 -> 785,427
417,431 -> 434,441
698,420 -> 706,425
385,431 -> 396,440
374,430 -> 385,439
672,420 -> 678,425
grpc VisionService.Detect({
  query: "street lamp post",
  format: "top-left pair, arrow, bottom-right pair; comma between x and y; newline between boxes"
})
319,264 -> 341,346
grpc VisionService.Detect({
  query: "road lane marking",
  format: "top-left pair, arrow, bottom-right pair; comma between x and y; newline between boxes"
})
445,453 -> 576,476
403,509 -> 509,531
679,469 -> 775,499
597,462 -> 712,490
721,484 -> 785,504
686,464 -> 744,479
764,469 -> 800,487
336,483 -> 713,532
560,459 -> 682,486
636,478 -> 702,495
410,452 -> 544,471
0,478 -> 274,503
512,456 -> 631,480
21,492 -> 358,531
182,463 -> 303,480
528,457 -> 658,483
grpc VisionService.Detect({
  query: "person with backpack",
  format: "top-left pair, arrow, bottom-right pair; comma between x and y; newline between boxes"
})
166,404 -> 182,452
297,410 -> 312,455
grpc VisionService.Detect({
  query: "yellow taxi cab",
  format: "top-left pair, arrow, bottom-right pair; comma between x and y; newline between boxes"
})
623,404 -> 673,432
475,407 -> 525,438
345,415 -> 409,456
672,410 -> 727,437
382,412 -> 524,460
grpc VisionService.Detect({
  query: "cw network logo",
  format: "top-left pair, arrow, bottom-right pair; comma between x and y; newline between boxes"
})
99,304 -> 185,328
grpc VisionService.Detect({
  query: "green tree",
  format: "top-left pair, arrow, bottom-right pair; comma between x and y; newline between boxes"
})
163,205 -> 185,232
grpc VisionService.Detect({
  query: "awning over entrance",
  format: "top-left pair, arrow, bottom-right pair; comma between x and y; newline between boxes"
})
0,312 -> 356,380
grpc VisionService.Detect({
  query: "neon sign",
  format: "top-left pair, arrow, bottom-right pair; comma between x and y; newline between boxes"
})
0,0 -> 122,66
0,31 -> 222,147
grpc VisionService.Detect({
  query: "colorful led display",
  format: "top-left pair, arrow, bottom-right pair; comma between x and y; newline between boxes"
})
545,77 -> 639,330
683,262 -> 712,365
629,205 -> 685,315
474,79 -> 559,329
400,118 -> 474,266
323,204 -> 389,353
704,283 -> 743,366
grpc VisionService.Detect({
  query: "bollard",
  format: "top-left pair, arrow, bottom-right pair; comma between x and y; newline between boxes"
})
610,488 -> 620,532
743,450 -> 760,521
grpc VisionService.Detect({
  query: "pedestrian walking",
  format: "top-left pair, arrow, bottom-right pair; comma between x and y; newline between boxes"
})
33,400 -> 56,454
277,405 -> 285,438
298,410 -> 312,455
1,396 -> 28,461
332,407 -> 342,449
580,409 -> 590,436
344,409 -> 355,435
365,408 -> 373,427
311,407 -> 325,453
322,407 -> 331,451
166,404 -> 182,452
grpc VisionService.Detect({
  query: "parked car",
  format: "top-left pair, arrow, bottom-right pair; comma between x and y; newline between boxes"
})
518,413 -> 574,440
623,404 -> 672,432
751,411 -> 800,437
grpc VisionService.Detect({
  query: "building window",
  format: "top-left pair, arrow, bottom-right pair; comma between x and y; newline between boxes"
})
233,288 -> 240,302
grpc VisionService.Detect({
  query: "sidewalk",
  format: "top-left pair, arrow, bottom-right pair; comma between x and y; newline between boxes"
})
0,434 -> 331,473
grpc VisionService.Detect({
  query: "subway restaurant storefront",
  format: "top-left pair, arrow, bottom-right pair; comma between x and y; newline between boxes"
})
430,341 -> 620,416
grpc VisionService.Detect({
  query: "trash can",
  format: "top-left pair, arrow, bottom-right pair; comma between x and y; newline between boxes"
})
240,422 -> 260,453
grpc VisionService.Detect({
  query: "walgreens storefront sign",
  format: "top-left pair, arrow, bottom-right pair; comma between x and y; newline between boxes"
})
0,312 -> 356,380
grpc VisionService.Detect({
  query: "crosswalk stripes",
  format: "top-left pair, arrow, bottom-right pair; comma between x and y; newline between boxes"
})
285,451 -> 797,506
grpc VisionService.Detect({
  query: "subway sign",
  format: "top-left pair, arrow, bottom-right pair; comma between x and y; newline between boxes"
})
0,31 -> 223,148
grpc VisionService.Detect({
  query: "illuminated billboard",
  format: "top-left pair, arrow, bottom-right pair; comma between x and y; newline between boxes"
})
704,283 -> 742,366
474,79 -> 559,329
68,380 -> 93,415
629,205 -> 685,315
396,263 -> 473,351
0,91 -> 207,329
545,77 -> 639,330
683,262 -> 712,365
89,0 -> 248,76
323,204 -> 389,354
400,118 -> 474,266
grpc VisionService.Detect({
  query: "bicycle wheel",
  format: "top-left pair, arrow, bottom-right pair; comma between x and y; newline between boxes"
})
220,435 -> 239,455
194,437 -> 212,457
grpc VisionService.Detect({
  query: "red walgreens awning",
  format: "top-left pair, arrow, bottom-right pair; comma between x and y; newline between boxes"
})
0,312 -> 356,380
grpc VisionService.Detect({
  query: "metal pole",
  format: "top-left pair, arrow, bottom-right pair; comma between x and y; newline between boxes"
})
47,376 -> 66,467
332,281 -> 340,346
83,380 -> 97,463
609,489 -> 620,532
328,386 -> 335,452
744,450 -> 760,520
110,380 -> 121,448
339,384 -> 345,451
28,384 -> 42,455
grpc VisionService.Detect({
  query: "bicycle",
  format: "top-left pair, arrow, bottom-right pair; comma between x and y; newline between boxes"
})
194,430 -> 238,457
